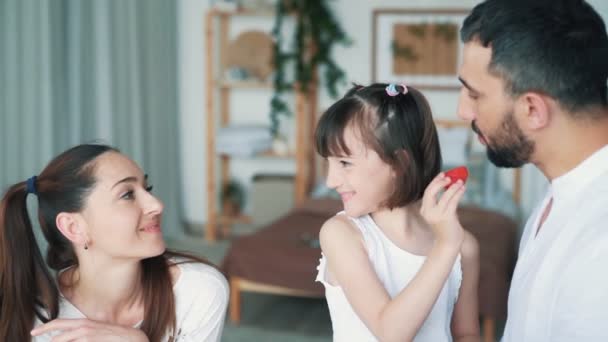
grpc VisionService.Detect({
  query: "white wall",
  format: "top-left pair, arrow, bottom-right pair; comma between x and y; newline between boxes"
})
178,0 -> 608,225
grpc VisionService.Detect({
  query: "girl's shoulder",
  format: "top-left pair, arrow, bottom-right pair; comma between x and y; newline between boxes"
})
319,213 -> 371,259
320,213 -> 364,244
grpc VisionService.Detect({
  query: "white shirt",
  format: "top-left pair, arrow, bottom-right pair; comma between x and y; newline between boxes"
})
502,144 -> 608,342
317,213 -> 462,342
33,261 -> 229,342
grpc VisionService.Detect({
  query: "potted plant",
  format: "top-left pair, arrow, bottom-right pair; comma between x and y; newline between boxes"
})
269,0 -> 351,137
221,180 -> 246,216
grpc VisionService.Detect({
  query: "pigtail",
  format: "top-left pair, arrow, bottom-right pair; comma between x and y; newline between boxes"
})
408,88 -> 443,187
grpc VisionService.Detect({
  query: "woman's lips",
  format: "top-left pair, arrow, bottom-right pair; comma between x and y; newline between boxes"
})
140,224 -> 161,233
340,192 -> 354,203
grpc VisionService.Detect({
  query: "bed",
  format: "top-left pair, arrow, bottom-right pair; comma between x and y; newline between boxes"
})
221,120 -> 521,342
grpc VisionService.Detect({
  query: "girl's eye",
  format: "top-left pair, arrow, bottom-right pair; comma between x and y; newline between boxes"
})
145,185 -> 154,192
339,160 -> 351,167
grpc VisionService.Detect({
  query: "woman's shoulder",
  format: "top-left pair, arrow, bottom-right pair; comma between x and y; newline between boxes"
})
170,258 -> 229,296
169,259 -> 229,321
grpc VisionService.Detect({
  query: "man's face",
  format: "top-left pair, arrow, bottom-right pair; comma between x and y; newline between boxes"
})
457,40 -> 535,168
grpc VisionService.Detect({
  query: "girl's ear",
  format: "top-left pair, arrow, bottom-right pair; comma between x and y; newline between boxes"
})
55,212 -> 88,248
393,149 -> 410,178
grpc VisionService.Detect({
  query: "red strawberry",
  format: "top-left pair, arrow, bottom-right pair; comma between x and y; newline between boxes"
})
444,166 -> 469,188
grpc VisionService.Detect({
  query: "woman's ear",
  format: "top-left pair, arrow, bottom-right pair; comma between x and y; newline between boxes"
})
55,212 -> 88,247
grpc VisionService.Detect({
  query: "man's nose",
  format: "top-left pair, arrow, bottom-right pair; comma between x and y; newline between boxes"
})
457,88 -> 476,121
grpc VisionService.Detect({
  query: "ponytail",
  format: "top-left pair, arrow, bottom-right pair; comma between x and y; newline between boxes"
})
0,182 -> 59,341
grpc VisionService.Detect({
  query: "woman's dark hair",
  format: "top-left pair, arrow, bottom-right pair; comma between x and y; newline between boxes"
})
461,0 -> 608,115
0,143 -> 208,342
315,83 -> 442,209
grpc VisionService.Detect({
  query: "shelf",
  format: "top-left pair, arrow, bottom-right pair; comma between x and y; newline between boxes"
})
209,8 -> 275,17
217,80 -> 273,89
218,149 -> 295,159
257,149 -> 295,158
206,7 -> 315,242
217,214 -> 252,225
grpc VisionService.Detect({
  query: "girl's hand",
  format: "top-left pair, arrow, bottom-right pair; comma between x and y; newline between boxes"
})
31,318 -> 149,342
420,172 -> 466,247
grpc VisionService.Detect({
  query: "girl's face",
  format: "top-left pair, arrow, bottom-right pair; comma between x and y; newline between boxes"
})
79,152 -> 166,259
325,125 -> 395,217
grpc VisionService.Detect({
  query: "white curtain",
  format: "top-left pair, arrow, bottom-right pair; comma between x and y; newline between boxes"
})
0,0 -> 185,239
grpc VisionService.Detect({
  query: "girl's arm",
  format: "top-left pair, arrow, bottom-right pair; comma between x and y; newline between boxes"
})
451,231 -> 481,342
320,174 -> 466,342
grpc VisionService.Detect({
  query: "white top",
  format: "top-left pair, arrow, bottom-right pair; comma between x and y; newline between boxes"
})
316,213 -> 462,342
33,260 -> 229,342
502,144 -> 608,342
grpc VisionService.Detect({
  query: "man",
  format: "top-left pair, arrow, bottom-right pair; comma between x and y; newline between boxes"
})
457,0 -> 608,341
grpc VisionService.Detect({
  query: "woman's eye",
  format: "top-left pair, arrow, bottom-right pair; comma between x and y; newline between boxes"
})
145,185 -> 154,192
121,190 -> 134,200
339,160 -> 351,167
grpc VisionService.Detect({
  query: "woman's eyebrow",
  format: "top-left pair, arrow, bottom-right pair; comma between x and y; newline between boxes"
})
111,174 -> 147,189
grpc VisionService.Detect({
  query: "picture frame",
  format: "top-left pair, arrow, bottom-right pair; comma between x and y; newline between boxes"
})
372,8 -> 470,90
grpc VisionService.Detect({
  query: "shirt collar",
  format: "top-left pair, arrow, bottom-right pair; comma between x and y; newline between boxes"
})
550,144 -> 608,203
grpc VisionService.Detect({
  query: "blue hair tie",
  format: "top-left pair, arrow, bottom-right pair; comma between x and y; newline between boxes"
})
26,176 -> 38,195
386,83 -> 408,96
386,84 -> 399,96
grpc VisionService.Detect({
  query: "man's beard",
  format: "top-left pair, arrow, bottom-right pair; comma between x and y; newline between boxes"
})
472,111 -> 534,168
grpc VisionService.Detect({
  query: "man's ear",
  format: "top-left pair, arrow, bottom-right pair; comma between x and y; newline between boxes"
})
55,212 -> 88,247
518,92 -> 552,131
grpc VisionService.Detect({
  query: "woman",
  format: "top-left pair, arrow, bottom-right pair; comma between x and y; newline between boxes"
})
0,144 -> 228,341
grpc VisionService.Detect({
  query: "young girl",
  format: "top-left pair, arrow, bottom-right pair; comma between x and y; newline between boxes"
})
315,83 -> 480,341
0,144 -> 228,341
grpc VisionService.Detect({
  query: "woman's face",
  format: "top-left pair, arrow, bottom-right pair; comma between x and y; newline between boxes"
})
78,152 -> 166,260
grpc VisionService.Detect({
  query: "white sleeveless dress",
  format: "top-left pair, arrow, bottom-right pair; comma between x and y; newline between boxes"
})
316,212 -> 462,342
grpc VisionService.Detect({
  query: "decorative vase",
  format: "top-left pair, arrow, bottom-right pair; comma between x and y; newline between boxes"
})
272,136 -> 289,156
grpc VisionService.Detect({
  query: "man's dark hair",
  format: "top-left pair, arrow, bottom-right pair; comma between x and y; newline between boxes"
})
461,0 -> 608,115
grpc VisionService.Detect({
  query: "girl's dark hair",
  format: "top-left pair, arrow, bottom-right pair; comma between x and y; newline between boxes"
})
315,83 -> 442,209
0,143 -> 208,342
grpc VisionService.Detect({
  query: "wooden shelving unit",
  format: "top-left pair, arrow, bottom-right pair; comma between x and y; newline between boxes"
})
205,8 -> 316,241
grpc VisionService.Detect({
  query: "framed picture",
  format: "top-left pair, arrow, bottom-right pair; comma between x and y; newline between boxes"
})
372,9 -> 470,90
